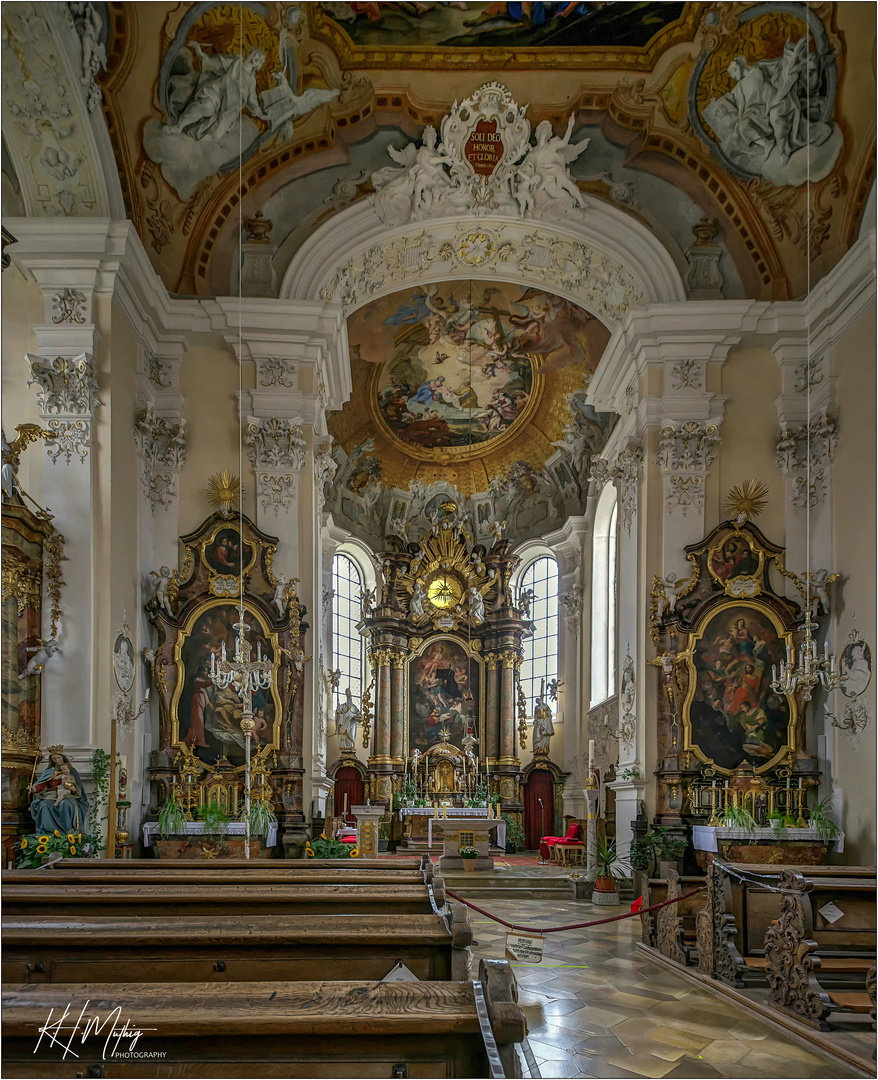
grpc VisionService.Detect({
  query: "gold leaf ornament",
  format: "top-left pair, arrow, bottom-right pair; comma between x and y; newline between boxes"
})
206,471 -> 242,517
724,479 -> 769,522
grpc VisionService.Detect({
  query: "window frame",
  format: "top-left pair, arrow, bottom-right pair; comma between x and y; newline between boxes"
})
590,485 -> 619,706
330,552 -> 366,715
517,553 -> 560,721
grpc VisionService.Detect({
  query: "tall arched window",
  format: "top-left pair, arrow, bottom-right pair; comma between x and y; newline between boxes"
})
591,485 -> 618,704
331,553 -> 364,713
519,555 -> 559,717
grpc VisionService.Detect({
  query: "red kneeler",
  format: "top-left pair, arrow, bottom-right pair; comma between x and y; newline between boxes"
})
539,821 -> 582,861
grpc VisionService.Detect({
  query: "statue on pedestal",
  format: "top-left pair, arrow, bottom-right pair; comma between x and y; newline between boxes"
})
533,682 -> 555,755
28,747 -> 89,835
335,688 -> 362,754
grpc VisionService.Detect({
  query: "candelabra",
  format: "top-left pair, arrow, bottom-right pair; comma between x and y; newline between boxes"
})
209,605 -> 273,859
770,617 -> 847,702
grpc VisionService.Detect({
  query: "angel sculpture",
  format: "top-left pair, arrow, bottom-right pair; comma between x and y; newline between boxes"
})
273,573 -> 289,619
518,588 -> 536,618
359,587 -> 375,617
515,116 -> 590,213
409,580 -> 427,621
487,517 -> 506,544
656,573 -> 681,619
372,126 -> 461,221
150,566 -> 178,617
468,586 -> 485,625
19,638 -> 60,680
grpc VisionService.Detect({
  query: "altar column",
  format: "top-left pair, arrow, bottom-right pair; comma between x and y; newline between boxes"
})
390,653 -> 406,761
372,647 -> 393,762
485,654 -> 500,762
499,652 -> 519,762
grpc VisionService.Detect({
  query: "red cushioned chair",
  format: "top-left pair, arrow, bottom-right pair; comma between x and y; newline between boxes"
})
539,820 -> 582,862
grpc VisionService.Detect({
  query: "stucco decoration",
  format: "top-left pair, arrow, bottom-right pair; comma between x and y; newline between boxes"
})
691,6 -> 842,187
320,222 -> 644,326
372,83 -> 590,225
1,3 -> 108,217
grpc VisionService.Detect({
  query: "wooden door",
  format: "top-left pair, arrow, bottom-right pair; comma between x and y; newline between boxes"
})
333,767 -> 364,820
524,769 -> 554,849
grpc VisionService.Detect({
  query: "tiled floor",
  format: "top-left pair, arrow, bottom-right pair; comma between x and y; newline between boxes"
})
458,894 -> 867,1080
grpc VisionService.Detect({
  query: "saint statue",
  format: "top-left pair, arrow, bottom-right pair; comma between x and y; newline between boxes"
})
29,747 -> 89,835
335,687 -> 362,754
532,681 -> 555,755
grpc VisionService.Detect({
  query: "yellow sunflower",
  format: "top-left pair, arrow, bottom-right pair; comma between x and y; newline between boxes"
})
77,833 -> 82,843
67,833 -> 75,842
36,844 -> 48,854
54,830 -> 61,837
69,845 -> 76,855
38,835 -> 49,843
305,842 -> 314,857
349,846 -> 359,858
20,838 -> 28,850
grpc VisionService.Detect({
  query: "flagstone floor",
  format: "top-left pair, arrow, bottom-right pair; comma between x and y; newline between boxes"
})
460,895 -> 866,1080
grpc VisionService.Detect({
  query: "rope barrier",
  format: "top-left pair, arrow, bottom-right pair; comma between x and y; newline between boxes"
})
445,885 -> 705,934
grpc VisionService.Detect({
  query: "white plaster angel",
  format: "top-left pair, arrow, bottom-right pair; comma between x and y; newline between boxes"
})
335,687 -> 362,754
468,586 -> 485,625
19,638 -> 59,680
656,573 -> 681,619
514,116 -> 590,215
273,574 -> 289,619
409,580 -> 427,621
167,46 -> 270,141
532,684 -> 555,754
150,566 -> 176,617
517,588 -> 536,618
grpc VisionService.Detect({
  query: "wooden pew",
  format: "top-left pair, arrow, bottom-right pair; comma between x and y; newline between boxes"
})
37,853 -> 435,882
640,868 -> 706,966
2,905 -> 473,984
11,867 -> 432,887
697,860 -> 876,995
2,879 -> 446,917
2,959 -> 526,1078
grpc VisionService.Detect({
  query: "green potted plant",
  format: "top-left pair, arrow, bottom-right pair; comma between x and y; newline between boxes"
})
628,836 -> 651,895
158,791 -> 188,840
592,836 -> 630,894
199,801 -> 232,836
643,826 -> 688,877
306,833 -> 356,858
808,795 -> 840,843
241,798 -> 277,839
503,814 -> 525,853
458,845 -> 479,871
721,805 -> 758,835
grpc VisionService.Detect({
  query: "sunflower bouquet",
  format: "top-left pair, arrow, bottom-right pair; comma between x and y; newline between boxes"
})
304,832 -> 356,858
13,829 -> 103,868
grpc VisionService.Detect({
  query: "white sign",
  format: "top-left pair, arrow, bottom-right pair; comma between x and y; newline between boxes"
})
505,932 -> 546,964
818,902 -> 845,925
381,961 -> 420,982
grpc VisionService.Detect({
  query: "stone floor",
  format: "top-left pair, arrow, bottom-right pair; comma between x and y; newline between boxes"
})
458,895 -> 869,1080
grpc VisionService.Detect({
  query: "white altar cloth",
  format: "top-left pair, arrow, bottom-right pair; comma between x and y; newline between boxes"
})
142,821 -> 277,848
398,807 -> 505,849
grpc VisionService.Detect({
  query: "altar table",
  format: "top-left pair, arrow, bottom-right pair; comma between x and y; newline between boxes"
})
398,807 -> 505,849
143,821 -> 277,848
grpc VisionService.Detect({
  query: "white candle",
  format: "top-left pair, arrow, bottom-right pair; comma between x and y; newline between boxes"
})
588,740 -> 595,771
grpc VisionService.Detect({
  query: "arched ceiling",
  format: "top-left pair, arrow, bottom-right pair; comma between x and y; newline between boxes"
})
327,279 -> 611,494
21,0 -> 865,301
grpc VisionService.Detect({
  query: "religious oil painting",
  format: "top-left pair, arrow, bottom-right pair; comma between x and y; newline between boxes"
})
175,602 -> 280,767
351,280 -> 597,453
113,633 -> 135,694
408,638 -> 481,754
708,532 -> 763,583
204,527 -> 254,578
686,604 -> 793,773
315,2 -> 685,51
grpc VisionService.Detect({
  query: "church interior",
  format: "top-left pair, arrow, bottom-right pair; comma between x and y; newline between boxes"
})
1,2 -> 876,1078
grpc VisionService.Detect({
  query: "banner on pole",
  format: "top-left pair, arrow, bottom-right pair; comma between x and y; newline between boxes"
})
505,931 -> 546,964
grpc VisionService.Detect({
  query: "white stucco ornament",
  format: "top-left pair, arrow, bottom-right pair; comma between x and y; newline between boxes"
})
372,83 -> 590,226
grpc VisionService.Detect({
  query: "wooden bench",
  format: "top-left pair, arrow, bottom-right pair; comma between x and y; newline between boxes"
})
2,906 -> 473,984
697,860 -> 876,999
1,959 -> 526,1078
12,867 -> 432,887
640,869 -> 706,966
1,879 -> 447,918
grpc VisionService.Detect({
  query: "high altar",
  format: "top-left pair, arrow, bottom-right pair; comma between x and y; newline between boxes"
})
349,501 -> 536,836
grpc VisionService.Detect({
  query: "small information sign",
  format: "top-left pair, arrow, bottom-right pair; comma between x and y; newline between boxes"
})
505,932 -> 546,964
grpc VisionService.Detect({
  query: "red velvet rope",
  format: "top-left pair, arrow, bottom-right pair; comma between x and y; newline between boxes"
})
445,885 -> 705,934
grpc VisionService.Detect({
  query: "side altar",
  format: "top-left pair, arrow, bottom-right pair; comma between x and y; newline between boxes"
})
144,512 -> 309,857
344,500 -> 549,837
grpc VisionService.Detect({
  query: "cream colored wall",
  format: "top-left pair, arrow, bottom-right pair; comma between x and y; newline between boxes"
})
716,347 -> 785,545
829,300 -> 876,864
1,268 -> 44,505
177,345 -> 257,536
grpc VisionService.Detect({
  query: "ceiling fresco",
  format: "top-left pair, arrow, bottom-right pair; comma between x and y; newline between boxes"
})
324,279 -> 613,546
46,0 -> 869,301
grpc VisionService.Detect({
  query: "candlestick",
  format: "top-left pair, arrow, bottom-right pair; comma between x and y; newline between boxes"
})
588,739 -> 595,769
343,792 -> 348,814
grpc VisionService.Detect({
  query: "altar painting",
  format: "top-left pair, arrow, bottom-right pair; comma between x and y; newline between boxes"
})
408,639 -> 481,753
685,603 -> 794,773
174,602 -> 281,767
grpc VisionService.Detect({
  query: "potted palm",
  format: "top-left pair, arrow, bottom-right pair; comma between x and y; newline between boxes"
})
592,836 -> 630,897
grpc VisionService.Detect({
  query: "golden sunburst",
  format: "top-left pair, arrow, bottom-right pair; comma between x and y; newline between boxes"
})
206,470 -> 242,517
725,479 -> 769,522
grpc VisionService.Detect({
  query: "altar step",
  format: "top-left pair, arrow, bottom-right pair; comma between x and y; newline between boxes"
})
441,872 -> 574,900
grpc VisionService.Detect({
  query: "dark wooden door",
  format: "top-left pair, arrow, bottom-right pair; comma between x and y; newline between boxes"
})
333,767 -> 364,820
524,769 -> 554,849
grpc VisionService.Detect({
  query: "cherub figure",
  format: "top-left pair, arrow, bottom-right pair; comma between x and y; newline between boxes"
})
518,588 -> 536,618
52,763 -> 78,806
150,566 -> 178,617
359,587 -> 375,617
273,573 -> 289,619
410,580 -> 427,620
487,517 -> 506,544
19,638 -> 59,680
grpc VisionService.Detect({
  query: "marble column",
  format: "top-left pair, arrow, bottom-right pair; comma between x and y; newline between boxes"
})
373,649 -> 393,762
485,655 -> 500,762
499,654 -> 518,762
390,654 -> 406,760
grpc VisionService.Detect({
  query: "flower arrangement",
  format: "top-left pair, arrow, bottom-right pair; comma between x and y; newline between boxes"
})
13,829 -> 100,868
458,846 -> 479,859
305,833 -> 355,858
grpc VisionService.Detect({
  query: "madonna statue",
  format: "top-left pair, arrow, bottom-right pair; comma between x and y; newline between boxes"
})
29,748 -> 89,835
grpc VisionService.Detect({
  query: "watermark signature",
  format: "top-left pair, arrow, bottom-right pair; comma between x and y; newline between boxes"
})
35,1002 -> 163,1061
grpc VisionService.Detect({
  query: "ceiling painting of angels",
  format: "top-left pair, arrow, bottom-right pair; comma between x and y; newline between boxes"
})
351,280 -> 597,454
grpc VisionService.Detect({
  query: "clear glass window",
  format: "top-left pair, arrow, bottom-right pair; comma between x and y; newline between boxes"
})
519,555 -> 559,718
331,553 -> 363,712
